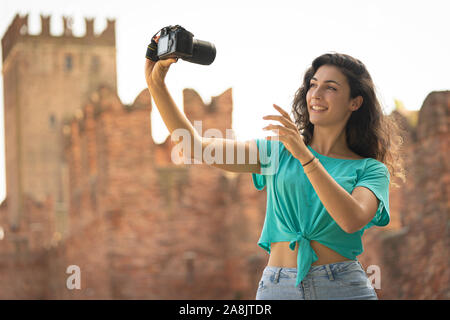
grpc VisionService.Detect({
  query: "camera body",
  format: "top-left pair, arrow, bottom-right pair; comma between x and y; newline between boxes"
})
147,25 -> 216,65
157,25 -> 194,59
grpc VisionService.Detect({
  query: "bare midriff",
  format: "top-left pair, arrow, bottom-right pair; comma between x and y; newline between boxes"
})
267,241 -> 352,268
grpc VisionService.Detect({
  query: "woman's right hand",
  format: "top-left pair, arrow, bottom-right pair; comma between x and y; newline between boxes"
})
145,35 -> 178,89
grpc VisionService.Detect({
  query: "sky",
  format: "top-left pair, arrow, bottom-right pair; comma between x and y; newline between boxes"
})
0,0 -> 449,202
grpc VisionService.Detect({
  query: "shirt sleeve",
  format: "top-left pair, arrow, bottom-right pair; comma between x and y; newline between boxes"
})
354,159 -> 391,232
251,138 -> 282,191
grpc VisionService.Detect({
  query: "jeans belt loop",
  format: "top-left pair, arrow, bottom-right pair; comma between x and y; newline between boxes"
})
274,268 -> 282,283
357,260 -> 364,269
325,264 -> 335,281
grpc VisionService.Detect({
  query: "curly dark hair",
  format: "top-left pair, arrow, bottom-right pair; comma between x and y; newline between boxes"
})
292,52 -> 406,187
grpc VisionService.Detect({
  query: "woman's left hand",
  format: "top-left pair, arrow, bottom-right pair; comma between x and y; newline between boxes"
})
263,104 -> 308,160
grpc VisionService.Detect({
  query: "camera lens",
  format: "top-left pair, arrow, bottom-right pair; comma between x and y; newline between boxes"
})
182,39 -> 216,65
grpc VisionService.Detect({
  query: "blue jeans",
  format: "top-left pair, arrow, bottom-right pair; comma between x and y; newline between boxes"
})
255,260 -> 378,300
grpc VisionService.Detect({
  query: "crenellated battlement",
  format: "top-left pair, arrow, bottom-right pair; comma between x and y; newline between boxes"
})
2,13 -> 116,63
1,14 -> 28,63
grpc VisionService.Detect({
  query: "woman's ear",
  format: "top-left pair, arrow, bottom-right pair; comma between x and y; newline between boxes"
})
351,96 -> 363,111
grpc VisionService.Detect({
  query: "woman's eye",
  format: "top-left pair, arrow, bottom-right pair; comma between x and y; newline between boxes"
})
309,83 -> 336,91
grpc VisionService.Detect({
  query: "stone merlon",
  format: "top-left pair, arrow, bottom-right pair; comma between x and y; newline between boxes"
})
1,13 -> 116,63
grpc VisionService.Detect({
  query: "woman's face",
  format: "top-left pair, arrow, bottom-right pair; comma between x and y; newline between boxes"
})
306,64 -> 361,127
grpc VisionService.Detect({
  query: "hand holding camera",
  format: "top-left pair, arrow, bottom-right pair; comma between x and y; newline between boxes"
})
144,35 -> 178,88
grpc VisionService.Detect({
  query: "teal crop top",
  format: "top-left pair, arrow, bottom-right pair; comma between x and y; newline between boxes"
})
251,138 -> 390,287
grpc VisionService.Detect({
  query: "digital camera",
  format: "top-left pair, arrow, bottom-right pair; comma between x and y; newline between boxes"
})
146,25 -> 216,65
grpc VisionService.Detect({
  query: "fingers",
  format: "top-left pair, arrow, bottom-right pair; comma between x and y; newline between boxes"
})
149,58 -> 178,84
263,124 -> 296,135
145,58 -> 154,68
263,115 -> 297,131
155,58 -> 178,75
158,57 -> 178,68
145,57 -> 177,76
263,104 -> 298,131
146,57 -> 177,74
273,104 -> 292,119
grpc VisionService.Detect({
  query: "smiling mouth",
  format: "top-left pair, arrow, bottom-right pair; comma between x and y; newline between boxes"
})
310,105 -> 328,112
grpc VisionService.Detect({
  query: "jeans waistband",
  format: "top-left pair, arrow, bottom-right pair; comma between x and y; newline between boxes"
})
264,260 -> 360,281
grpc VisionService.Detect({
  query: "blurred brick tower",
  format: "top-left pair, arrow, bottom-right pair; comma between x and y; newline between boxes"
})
1,14 -> 116,234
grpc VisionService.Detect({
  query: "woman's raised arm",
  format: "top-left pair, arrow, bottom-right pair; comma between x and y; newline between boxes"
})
145,38 -> 261,174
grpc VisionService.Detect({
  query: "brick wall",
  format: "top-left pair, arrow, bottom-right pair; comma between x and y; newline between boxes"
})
359,91 -> 449,299
0,84 -> 269,299
2,89 -> 447,299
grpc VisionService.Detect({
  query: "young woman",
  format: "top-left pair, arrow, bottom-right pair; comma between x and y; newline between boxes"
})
145,42 -> 405,299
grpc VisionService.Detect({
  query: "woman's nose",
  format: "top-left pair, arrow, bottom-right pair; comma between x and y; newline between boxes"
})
311,88 -> 323,100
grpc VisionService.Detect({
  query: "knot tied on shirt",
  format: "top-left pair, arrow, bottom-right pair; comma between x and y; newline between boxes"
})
288,231 -> 319,287
289,231 -> 310,251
